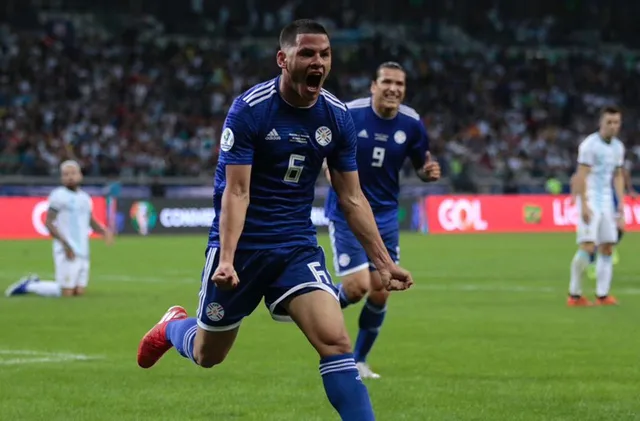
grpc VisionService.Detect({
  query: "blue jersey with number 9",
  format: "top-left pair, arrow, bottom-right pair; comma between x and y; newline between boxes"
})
324,96 -> 429,223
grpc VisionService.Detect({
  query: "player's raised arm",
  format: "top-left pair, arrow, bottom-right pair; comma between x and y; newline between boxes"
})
217,101 -> 257,270
409,120 -> 440,182
327,114 -> 412,291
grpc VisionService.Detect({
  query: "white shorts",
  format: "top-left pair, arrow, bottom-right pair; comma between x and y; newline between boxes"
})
54,252 -> 90,289
576,212 -> 618,245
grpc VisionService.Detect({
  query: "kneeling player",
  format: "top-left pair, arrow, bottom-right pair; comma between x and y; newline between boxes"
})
5,160 -> 113,298
324,62 -> 440,378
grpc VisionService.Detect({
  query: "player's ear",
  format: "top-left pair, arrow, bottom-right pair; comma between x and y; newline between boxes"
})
370,81 -> 376,96
276,50 -> 287,70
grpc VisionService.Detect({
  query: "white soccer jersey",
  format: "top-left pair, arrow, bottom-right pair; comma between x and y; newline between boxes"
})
47,187 -> 93,258
577,132 -> 625,213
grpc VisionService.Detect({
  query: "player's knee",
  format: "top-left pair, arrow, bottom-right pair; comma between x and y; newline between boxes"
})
316,328 -> 352,357
193,347 -> 227,368
342,272 -> 370,303
580,242 -> 596,255
598,244 -> 614,256
367,288 -> 389,306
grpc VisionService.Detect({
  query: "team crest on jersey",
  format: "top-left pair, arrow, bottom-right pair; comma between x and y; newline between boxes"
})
338,253 -> 351,267
206,302 -> 225,322
220,128 -> 234,152
315,126 -> 332,146
394,130 -> 407,144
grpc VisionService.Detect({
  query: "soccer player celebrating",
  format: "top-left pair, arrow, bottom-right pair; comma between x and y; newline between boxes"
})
323,62 -> 440,379
568,106 -> 625,307
5,160 -> 113,298
136,20 -> 413,420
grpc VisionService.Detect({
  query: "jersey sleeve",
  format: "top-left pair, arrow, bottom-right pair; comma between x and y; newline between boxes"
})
326,111 -> 358,172
408,120 -> 430,170
47,189 -> 65,212
618,144 -> 626,168
577,140 -> 595,166
218,99 -> 258,165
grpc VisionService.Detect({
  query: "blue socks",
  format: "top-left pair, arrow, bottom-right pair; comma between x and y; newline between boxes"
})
165,318 -> 198,362
354,300 -> 386,363
320,353 -> 375,420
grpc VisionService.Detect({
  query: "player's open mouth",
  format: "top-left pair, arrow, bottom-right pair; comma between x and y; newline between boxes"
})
305,74 -> 322,91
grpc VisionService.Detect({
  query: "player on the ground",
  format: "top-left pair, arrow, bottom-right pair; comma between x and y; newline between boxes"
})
136,20 -> 413,420
322,62 -> 440,379
5,160 -> 113,298
568,106 -> 625,307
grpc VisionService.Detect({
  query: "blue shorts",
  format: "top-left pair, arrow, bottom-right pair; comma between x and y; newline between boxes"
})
328,217 -> 399,277
196,245 -> 337,332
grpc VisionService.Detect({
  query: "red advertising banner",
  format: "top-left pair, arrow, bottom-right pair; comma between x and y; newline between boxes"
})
0,197 -> 107,239
426,195 -> 640,234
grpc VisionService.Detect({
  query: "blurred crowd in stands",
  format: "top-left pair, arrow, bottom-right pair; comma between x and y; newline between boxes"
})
1,0 -> 640,191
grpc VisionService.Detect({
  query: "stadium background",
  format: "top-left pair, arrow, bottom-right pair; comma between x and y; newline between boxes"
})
1,1 -> 640,420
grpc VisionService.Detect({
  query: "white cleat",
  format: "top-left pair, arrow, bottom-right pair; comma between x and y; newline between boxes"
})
356,362 -> 381,379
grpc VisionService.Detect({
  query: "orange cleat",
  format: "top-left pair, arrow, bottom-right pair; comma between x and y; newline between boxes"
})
594,296 -> 619,306
137,305 -> 188,368
567,296 -> 593,307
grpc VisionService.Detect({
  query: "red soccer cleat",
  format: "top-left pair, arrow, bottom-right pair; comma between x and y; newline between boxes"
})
594,296 -> 619,306
567,296 -> 593,307
137,305 -> 188,368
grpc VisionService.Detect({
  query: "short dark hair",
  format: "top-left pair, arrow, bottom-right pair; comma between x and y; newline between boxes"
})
279,19 -> 328,49
373,61 -> 405,81
601,105 -> 621,116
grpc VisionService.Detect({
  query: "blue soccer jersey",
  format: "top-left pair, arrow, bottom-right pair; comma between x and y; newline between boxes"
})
208,77 -> 358,250
325,97 -> 429,222
198,77 -> 358,330
324,96 -> 429,276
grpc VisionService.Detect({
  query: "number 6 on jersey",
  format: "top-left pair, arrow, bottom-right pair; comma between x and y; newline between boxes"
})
284,154 -> 306,183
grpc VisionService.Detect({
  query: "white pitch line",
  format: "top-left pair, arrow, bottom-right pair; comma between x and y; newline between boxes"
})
0,350 -> 103,365
2,271 -> 639,293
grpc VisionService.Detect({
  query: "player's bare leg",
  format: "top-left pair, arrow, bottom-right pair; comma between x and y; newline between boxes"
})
338,269 -> 371,307
352,270 -> 389,379
74,287 -> 86,296
61,288 -> 75,297
137,306 -> 240,369
286,290 -> 352,356
594,243 -> 618,305
284,289 -> 375,420
568,242 -> 596,306
192,327 -> 239,368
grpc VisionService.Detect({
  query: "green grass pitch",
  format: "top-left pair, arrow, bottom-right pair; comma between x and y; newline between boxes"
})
0,233 -> 639,421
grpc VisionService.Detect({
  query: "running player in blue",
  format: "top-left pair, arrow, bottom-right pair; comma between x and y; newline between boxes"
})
136,20 -> 412,420
324,62 -> 441,379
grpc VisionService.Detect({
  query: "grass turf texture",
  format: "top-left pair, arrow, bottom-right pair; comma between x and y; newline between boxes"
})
0,233 -> 639,421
